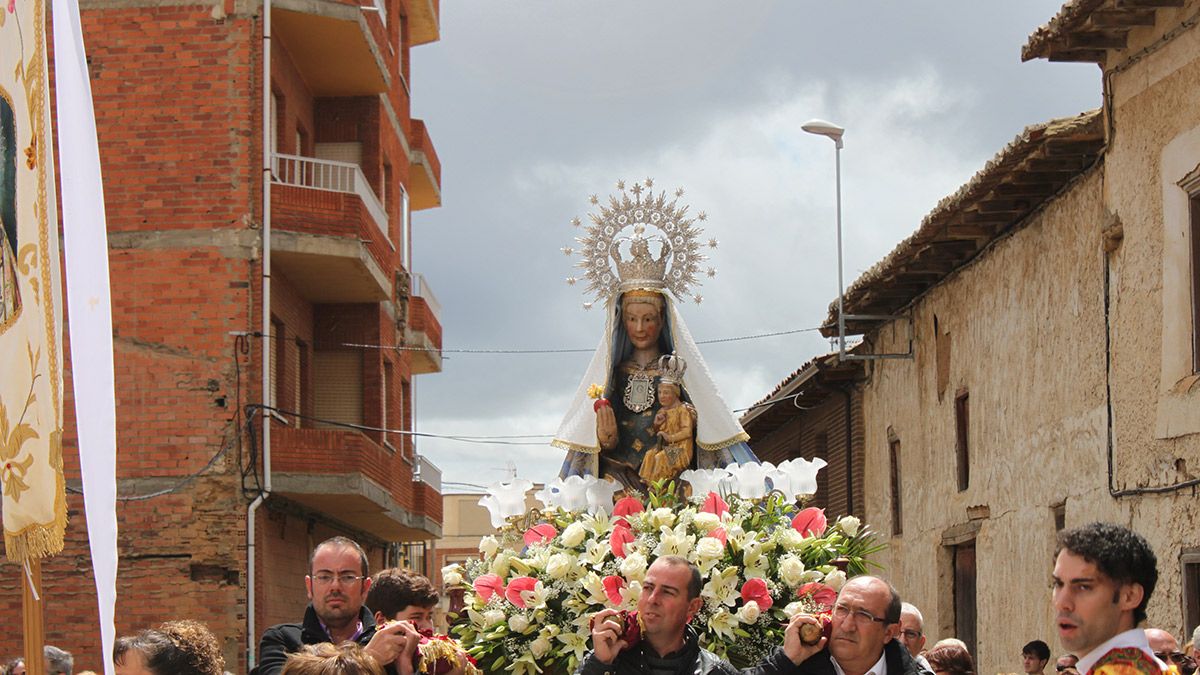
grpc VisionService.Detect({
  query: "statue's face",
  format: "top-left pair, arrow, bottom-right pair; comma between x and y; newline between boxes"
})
659,384 -> 679,407
623,301 -> 663,351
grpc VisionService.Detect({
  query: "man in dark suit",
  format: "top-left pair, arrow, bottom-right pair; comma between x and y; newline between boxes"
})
752,575 -> 924,675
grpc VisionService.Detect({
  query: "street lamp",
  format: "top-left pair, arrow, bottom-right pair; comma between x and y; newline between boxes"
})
802,118 -> 847,357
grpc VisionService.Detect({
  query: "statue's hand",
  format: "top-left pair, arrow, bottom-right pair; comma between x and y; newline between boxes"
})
597,405 -> 618,450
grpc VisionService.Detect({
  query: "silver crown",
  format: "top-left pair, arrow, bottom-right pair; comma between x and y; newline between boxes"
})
657,352 -> 687,386
564,178 -> 716,306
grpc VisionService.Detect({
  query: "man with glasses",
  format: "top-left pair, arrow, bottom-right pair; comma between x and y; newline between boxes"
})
1146,629 -> 1196,675
252,536 -> 420,675
753,576 -> 923,675
898,603 -> 932,673
1052,523 -> 1165,675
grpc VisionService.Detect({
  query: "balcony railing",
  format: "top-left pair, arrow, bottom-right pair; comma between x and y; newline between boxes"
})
414,453 -> 442,492
413,273 -> 441,321
272,153 -> 390,244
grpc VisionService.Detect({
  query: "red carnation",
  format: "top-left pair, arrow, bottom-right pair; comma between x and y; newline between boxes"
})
613,496 -> 644,517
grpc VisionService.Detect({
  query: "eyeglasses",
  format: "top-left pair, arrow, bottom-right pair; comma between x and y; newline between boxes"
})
311,572 -> 364,585
1154,652 -> 1189,664
900,629 -> 923,640
832,603 -> 891,625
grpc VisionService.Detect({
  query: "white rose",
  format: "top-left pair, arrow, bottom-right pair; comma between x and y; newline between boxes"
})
694,537 -> 725,562
692,512 -> 721,533
479,535 -> 500,558
824,569 -> 847,591
546,553 -> 573,580
778,556 -> 807,587
508,614 -> 530,633
620,551 -> 649,581
777,528 -> 804,551
736,600 -> 762,624
781,601 -> 806,618
652,507 -> 676,527
838,516 -> 861,537
443,568 -> 463,586
561,522 -> 587,547
483,609 -> 506,627
530,636 -> 552,658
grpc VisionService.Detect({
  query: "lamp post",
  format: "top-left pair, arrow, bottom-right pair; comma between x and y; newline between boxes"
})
801,118 -> 846,356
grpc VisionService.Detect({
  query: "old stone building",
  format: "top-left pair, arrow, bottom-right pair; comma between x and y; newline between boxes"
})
0,0 -> 446,671
752,1 -> 1200,671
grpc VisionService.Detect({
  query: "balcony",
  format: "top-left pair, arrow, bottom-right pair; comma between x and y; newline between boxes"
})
271,426 -> 442,540
271,1 -> 389,97
270,153 -> 395,303
409,0 -> 440,46
406,273 -> 442,374
408,119 -> 441,211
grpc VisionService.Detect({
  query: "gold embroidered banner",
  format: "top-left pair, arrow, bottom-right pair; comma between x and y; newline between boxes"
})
1,0 -> 66,562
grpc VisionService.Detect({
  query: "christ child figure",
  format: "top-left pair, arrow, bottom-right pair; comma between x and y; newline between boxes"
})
638,380 -> 696,485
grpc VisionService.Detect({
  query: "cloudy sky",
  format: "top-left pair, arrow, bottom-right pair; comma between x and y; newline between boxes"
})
406,1 -> 1100,491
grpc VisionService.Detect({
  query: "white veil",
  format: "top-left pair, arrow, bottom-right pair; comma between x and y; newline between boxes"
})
552,294 -> 749,455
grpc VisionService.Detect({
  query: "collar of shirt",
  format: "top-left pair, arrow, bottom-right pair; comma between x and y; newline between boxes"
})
832,650 -> 889,675
1076,628 -> 1167,675
319,619 -> 364,643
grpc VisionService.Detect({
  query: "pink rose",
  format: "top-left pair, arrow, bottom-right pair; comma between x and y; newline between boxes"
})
610,521 -> 635,558
740,577 -> 773,610
472,574 -> 505,602
701,492 -> 729,517
613,496 -> 644,517
523,523 -> 557,547
797,582 -> 837,611
504,576 -> 538,608
602,575 -> 626,605
791,507 -> 828,537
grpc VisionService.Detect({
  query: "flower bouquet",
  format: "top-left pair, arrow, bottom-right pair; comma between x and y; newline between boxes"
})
444,480 -> 883,674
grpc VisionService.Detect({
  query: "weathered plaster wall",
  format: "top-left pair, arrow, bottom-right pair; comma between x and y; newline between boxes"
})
860,168 -> 1111,672
1102,2 -> 1200,639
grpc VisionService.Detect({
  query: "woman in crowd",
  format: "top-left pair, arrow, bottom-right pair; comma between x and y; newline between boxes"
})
926,642 -> 977,675
113,620 -> 225,675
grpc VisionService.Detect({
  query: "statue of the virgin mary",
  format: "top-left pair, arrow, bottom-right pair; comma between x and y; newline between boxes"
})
553,179 -> 757,492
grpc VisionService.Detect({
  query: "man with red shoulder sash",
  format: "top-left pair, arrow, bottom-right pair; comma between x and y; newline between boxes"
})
1052,523 -> 1167,675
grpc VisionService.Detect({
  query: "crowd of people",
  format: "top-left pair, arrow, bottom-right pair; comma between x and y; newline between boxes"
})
2,521 -> 1197,675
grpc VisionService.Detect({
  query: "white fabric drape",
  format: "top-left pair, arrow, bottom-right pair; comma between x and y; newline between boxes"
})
553,295 -> 748,453
51,0 -> 118,671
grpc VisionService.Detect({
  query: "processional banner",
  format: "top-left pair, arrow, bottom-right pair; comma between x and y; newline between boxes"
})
0,0 -> 67,563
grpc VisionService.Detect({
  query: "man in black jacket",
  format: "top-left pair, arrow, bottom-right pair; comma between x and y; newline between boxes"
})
750,576 -> 924,675
579,555 -> 739,675
251,536 -> 418,675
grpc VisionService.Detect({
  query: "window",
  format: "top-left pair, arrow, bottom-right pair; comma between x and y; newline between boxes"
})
293,338 -> 307,421
382,360 -> 395,451
955,389 -> 970,491
270,318 -> 283,410
401,378 -> 412,458
313,351 -> 364,428
889,437 -> 903,536
399,182 -> 411,272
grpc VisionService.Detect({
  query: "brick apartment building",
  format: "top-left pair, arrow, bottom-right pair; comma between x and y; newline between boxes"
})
0,0 -> 445,671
